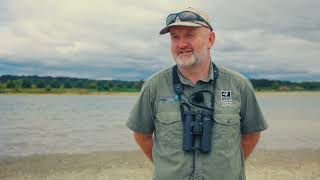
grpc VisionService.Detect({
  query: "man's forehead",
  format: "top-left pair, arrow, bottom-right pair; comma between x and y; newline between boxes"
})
169,26 -> 199,34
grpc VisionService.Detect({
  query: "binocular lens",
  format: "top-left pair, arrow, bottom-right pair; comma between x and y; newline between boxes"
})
182,111 -> 213,153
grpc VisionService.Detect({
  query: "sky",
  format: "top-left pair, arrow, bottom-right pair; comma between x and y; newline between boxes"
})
0,0 -> 319,81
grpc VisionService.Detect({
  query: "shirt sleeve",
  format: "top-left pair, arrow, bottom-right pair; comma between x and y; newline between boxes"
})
240,79 -> 268,134
126,80 -> 156,134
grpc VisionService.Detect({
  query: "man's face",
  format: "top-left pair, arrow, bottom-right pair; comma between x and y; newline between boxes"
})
169,26 -> 214,68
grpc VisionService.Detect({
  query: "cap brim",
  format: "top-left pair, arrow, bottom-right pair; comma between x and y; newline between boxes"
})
159,21 -> 202,35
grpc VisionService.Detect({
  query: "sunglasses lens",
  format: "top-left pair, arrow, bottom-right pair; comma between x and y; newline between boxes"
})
178,11 -> 198,21
165,11 -> 212,31
166,14 -> 177,25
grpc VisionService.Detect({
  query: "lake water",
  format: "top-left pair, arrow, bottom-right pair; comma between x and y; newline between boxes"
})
0,94 -> 319,157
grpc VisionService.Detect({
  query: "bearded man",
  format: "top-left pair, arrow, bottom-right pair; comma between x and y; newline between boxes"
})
126,7 -> 268,180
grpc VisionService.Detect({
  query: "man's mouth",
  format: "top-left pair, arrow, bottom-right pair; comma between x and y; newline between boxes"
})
178,50 -> 193,56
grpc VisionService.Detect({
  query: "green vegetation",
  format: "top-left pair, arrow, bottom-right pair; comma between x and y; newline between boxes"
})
0,75 -> 319,94
250,79 -> 320,91
0,75 -> 143,94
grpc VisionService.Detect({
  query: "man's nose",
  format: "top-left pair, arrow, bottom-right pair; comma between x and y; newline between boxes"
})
177,39 -> 189,49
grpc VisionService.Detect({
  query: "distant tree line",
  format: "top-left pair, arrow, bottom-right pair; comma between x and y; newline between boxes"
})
0,75 -> 144,92
250,79 -> 320,91
0,75 -> 319,92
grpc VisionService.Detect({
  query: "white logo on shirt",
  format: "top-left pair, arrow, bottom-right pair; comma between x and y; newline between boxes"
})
221,91 -> 232,106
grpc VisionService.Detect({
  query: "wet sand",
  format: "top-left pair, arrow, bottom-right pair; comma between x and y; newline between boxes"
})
0,149 -> 319,180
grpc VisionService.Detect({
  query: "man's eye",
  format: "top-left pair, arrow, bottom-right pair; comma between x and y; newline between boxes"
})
186,33 -> 195,37
171,36 -> 178,39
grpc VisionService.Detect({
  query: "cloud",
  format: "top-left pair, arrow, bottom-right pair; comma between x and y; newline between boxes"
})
0,0 -> 319,81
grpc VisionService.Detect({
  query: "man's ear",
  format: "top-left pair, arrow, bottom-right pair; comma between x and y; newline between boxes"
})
208,31 -> 215,49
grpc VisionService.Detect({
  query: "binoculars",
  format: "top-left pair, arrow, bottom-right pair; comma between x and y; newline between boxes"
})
182,110 -> 214,153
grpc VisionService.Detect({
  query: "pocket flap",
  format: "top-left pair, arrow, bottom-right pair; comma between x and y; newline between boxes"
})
156,112 -> 181,124
214,113 -> 240,125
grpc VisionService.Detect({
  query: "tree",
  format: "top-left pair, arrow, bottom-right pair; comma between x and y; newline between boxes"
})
97,81 -> 109,91
50,80 -> 60,88
96,81 -> 104,90
0,83 -> 5,93
271,82 -> 280,90
13,80 -> 22,92
117,82 -> 126,89
134,80 -> 144,90
6,80 -> 16,88
63,81 -> 72,89
35,80 -> 46,88
22,79 -> 32,88
126,82 -> 134,89
75,81 -> 85,88
107,81 -> 114,89
45,85 -> 51,92
87,82 -> 97,89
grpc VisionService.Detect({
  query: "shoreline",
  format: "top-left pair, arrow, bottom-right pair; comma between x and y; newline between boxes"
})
1,91 -> 320,96
1,148 -> 319,180
0,91 -> 140,96
256,91 -> 320,96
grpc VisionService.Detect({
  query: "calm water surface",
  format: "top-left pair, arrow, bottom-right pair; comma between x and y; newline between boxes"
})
0,94 -> 319,157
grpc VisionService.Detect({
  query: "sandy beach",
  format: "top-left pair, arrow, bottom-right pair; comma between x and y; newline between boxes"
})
1,149 -> 319,180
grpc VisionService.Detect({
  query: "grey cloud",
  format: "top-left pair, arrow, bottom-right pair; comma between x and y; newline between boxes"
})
215,39 -> 248,52
0,0 -> 319,81
207,0 -> 320,42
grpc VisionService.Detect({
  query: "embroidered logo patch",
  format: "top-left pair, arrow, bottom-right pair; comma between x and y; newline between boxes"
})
221,91 -> 232,102
159,95 -> 180,103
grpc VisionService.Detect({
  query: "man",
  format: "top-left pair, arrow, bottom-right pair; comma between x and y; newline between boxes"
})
126,7 -> 267,180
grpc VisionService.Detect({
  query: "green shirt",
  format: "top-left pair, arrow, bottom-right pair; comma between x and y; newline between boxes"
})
126,63 -> 268,180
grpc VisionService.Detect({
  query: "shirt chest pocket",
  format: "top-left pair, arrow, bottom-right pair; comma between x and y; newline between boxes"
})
211,113 -> 241,150
155,112 -> 183,149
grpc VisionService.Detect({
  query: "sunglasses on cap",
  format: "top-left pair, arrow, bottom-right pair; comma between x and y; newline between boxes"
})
166,11 -> 213,31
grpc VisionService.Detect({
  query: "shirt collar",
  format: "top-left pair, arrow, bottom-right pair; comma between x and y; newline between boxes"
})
177,62 -> 214,86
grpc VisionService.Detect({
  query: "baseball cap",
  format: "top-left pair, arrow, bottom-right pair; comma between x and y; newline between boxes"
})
159,7 -> 213,35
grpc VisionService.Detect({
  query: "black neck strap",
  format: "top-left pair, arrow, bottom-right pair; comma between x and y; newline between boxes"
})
172,63 -> 219,112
